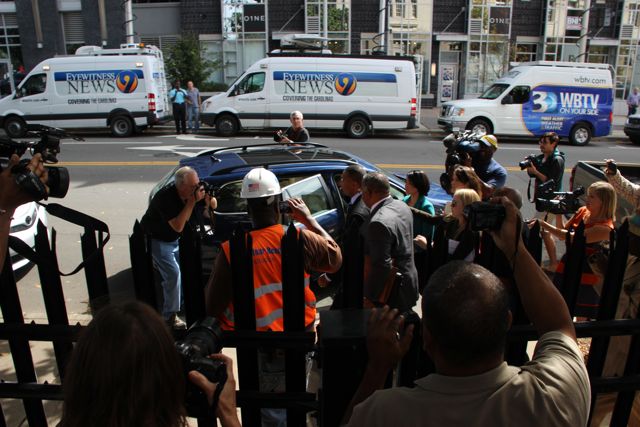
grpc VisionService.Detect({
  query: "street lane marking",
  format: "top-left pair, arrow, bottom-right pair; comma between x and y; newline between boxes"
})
63,141 -> 161,145
378,164 -> 573,172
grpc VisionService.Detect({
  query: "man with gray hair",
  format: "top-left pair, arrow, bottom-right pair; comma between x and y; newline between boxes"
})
274,110 -> 310,143
361,172 -> 418,311
141,166 -> 213,328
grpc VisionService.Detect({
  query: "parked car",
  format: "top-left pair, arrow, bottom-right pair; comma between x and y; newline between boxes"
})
9,202 -> 49,271
149,142 -> 450,291
623,113 -> 640,145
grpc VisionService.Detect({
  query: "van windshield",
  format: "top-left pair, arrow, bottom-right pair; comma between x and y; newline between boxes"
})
479,84 -> 509,99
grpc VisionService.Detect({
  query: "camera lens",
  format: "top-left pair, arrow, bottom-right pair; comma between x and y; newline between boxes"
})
46,166 -> 69,198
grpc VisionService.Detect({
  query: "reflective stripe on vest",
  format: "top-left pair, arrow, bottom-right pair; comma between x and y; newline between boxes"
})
219,224 -> 316,331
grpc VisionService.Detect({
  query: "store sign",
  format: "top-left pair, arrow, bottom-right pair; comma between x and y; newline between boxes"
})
489,7 -> 511,35
243,4 -> 265,32
566,15 -> 583,31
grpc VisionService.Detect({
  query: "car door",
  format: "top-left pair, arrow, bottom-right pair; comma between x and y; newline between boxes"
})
499,85 -> 531,135
229,71 -> 267,128
14,72 -> 54,126
281,174 -> 340,239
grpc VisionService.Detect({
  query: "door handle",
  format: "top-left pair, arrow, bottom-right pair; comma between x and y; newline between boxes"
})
256,97 -> 265,100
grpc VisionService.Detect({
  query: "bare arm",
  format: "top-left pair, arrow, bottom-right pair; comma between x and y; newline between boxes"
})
205,253 -> 232,318
288,198 -> 333,241
491,197 -> 576,341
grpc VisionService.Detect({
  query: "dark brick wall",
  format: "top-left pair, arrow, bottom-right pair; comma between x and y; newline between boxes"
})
181,0 -> 221,35
511,0 -> 545,38
16,0 -> 65,71
433,2 -> 466,33
80,0 -> 126,48
351,0 -> 380,54
268,0 -> 305,51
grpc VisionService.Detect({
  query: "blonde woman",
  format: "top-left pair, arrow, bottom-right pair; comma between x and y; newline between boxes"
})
538,181 -> 616,318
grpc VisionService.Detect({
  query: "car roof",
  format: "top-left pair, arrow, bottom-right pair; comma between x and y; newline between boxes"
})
178,143 -> 379,181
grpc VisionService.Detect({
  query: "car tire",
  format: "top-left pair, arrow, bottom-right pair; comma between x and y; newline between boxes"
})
569,122 -> 592,146
346,116 -> 369,138
110,115 -> 134,137
4,116 -> 26,138
631,137 -> 640,145
466,118 -> 492,135
215,114 -> 239,137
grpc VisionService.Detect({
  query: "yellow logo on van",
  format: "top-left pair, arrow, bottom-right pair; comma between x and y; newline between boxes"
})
334,73 -> 357,96
116,70 -> 139,93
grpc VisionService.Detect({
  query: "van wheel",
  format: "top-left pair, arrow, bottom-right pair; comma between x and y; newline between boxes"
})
215,114 -> 239,137
569,123 -> 591,146
466,118 -> 492,136
4,116 -> 26,138
111,115 -> 134,137
346,116 -> 369,138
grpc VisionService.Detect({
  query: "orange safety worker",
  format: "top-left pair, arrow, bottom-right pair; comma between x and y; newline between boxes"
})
205,167 -> 342,331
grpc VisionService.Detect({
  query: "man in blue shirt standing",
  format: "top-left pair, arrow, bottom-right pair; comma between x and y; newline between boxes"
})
472,134 -> 508,192
169,80 -> 188,134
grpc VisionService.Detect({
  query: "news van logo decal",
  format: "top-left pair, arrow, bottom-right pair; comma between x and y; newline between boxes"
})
334,73 -> 357,96
531,91 -> 558,113
116,70 -> 139,93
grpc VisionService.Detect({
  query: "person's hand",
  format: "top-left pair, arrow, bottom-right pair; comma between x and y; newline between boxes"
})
205,195 -> 217,211
280,136 -> 292,144
488,196 -> 523,261
366,306 -> 414,372
188,354 -> 238,423
526,163 -> 537,176
288,198 -> 312,222
414,235 -> 428,250
604,159 -> 617,176
0,153 -> 48,213
318,273 -> 331,288
191,183 -> 206,204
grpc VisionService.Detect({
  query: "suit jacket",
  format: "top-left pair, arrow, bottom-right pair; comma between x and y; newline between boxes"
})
364,197 -> 419,311
339,195 -> 369,308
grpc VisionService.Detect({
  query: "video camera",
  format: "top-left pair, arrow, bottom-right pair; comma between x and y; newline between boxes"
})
0,124 -> 79,200
176,317 -> 227,418
440,129 -> 484,194
535,180 -> 585,215
465,201 -> 507,231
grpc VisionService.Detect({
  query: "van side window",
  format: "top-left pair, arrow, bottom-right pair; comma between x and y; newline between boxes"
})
236,72 -> 265,95
508,86 -> 530,104
20,73 -> 47,97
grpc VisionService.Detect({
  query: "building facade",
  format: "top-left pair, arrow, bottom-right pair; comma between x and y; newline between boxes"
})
2,0 -> 639,106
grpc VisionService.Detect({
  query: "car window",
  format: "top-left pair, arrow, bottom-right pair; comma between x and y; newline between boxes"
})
282,174 -> 331,216
508,85 -> 530,104
479,83 -> 509,99
237,72 -> 265,95
19,73 -> 46,97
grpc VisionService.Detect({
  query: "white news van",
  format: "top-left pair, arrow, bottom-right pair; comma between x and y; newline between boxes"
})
438,61 -> 614,145
0,43 -> 170,138
201,54 -> 420,138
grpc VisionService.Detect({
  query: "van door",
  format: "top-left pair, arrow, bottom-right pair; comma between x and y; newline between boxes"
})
229,71 -> 266,128
499,85 -> 531,134
14,72 -> 54,127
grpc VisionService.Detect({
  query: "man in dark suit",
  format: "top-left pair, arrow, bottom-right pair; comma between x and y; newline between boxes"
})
330,164 -> 370,308
361,172 -> 419,312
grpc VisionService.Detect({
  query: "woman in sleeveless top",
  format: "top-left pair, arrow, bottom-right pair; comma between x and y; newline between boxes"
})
538,181 -> 617,318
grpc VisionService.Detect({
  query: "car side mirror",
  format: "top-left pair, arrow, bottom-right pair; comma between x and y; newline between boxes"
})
501,95 -> 513,105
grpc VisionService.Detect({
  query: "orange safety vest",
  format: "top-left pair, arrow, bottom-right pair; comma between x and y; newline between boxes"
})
219,224 -> 316,331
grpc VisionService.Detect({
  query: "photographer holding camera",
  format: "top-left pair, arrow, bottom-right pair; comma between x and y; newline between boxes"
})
141,166 -> 215,329
472,134 -> 507,192
274,111 -> 309,144
0,153 -> 48,273
60,302 -> 241,427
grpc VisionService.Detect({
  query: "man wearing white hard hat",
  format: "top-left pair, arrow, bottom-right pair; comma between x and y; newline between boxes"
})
472,134 -> 508,192
205,167 -> 342,426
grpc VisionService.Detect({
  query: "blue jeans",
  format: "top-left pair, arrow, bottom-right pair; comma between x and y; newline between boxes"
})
187,105 -> 200,131
151,238 -> 181,319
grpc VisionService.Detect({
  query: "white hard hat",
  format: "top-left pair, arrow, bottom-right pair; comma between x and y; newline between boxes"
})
240,167 -> 282,198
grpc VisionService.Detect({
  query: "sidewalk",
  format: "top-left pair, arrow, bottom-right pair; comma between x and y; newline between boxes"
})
418,107 -> 628,140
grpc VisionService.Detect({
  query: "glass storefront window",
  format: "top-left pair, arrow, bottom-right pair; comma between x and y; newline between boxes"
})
305,0 -> 351,53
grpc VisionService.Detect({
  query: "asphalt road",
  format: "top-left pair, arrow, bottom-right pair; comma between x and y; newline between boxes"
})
10,126 -> 640,320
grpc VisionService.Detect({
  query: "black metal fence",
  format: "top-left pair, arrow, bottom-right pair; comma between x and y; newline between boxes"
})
2,215 -> 640,426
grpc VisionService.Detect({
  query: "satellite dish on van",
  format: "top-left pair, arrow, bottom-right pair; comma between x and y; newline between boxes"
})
278,34 -> 330,53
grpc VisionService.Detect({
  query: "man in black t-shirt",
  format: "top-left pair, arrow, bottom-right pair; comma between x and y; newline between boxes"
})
141,166 -> 210,328
274,110 -> 310,144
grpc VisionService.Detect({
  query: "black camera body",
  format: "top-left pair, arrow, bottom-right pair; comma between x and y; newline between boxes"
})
465,201 -> 507,231
519,154 -> 538,170
440,130 -> 483,194
535,181 -> 585,215
198,181 -> 216,197
176,317 -> 227,418
0,125 -> 74,200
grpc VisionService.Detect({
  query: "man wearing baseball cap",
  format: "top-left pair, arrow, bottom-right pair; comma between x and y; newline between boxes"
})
472,134 -> 508,192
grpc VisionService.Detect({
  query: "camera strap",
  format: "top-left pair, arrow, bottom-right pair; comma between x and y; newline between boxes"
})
527,178 -> 536,203
8,202 -> 110,276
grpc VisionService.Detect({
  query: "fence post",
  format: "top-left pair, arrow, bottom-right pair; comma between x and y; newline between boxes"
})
129,220 -> 157,309
81,225 -> 109,313
560,221 -> 586,316
179,225 -> 206,327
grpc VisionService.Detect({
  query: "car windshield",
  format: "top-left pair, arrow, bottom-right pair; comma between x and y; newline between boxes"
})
479,84 -> 509,99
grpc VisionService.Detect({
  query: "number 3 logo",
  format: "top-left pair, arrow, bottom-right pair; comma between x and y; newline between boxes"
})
532,91 -> 557,113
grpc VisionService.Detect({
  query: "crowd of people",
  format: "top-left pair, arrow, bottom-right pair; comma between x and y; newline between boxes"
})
4,123 -> 640,426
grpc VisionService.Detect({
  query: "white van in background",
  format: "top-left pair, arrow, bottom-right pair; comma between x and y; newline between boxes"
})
201,54 -> 420,138
0,43 -> 170,138
438,61 -> 614,145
